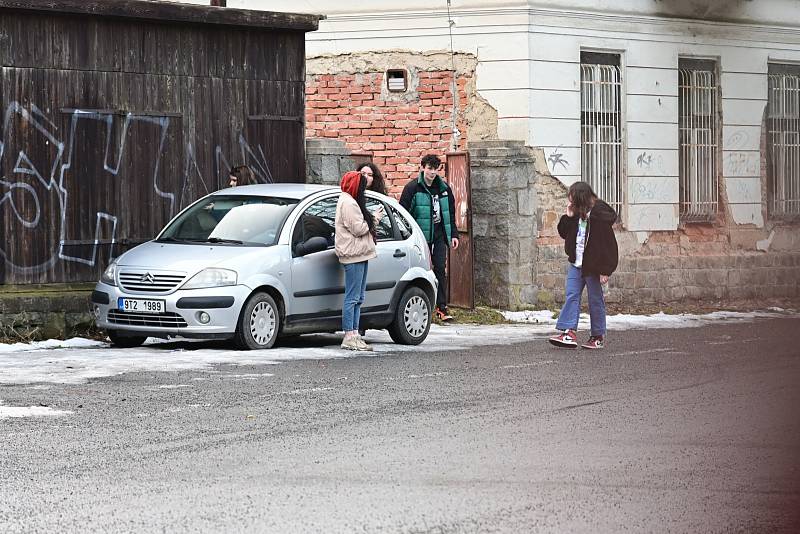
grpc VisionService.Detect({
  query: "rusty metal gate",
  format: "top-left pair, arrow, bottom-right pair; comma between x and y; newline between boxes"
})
445,152 -> 474,309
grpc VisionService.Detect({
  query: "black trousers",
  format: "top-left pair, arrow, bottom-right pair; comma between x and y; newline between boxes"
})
430,228 -> 448,310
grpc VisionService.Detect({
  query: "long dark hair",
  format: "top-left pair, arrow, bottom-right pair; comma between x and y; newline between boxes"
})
568,181 -> 597,219
357,162 -> 387,195
354,173 -> 376,237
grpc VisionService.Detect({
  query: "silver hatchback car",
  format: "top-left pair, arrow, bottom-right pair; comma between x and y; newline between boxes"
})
92,184 -> 437,349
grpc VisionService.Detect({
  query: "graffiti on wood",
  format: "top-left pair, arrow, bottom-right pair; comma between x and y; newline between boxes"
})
1,101 -> 276,279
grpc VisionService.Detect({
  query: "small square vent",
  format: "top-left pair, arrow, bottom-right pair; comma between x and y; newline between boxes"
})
386,69 -> 408,92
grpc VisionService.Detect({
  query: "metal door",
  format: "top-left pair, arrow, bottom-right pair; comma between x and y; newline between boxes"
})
445,152 -> 474,309
363,197 -> 409,310
288,195 -> 342,315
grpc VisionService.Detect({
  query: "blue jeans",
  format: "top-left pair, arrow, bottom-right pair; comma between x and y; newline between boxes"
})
343,261 -> 369,332
555,264 -> 606,336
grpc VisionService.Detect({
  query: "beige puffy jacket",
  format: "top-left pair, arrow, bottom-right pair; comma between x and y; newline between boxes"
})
335,193 -> 377,264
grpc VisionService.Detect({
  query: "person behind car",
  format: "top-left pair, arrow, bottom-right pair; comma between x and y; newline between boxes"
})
356,162 -> 388,195
228,165 -> 254,188
399,153 -> 459,322
335,171 -> 385,351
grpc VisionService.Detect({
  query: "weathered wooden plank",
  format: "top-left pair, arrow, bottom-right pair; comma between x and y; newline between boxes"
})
3,12 -> 307,81
0,5 -> 309,284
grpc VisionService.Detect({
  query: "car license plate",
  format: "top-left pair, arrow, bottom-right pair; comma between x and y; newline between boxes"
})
118,298 -> 165,314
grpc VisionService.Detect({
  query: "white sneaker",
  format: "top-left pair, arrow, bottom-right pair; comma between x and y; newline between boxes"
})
341,336 -> 361,350
354,336 -> 373,351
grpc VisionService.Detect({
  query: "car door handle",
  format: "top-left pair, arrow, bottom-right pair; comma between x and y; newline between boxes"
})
393,249 -> 406,258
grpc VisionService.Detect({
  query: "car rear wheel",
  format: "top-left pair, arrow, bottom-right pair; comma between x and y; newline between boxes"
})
107,330 -> 147,348
388,286 -> 431,345
235,292 -> 280,350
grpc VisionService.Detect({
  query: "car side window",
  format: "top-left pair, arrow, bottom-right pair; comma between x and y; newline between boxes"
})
391,206 -> 412,240
292,196 -> 337,254
366,198 -> 394,241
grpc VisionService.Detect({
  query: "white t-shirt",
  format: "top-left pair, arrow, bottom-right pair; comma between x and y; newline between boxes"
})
574,214 -> 589,268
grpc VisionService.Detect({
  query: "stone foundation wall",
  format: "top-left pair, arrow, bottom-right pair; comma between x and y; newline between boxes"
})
535,245 -> 800,306
469,140 -> 538,309
0,285 -> 95,341
531,146 -> 800,308
466,141 -> 800,310
305,138 -> 361,187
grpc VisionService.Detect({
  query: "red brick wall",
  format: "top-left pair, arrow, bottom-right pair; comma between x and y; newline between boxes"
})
305,71 -> 469,196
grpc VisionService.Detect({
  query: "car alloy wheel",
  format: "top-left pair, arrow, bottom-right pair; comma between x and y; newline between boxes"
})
250,300 -> 277,345
236,292 -> 280,349
388,286 -> 431,345
403,295 -> 428,338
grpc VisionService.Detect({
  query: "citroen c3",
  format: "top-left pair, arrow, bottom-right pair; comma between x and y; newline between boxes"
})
92,184 -> 437,349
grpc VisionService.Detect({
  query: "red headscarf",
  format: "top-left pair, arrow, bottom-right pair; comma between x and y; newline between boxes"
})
340,171 -> 362,198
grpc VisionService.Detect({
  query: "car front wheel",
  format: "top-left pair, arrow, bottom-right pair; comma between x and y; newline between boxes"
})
235,292 -> 280,350
388,286 -> 431,345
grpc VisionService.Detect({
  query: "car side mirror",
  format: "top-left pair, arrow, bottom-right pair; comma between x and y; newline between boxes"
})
295,236 -> 329,257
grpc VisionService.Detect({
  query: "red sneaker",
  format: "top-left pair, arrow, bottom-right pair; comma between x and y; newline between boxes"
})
581,336 -> 604,349
435,307 -> 453,321
549,329 -> 578,348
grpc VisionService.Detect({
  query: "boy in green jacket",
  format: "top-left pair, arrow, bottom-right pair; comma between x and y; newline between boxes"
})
400,154 -> 460,321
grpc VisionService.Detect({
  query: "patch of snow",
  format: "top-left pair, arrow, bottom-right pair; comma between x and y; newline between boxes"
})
502,309 -> 794,331
224,373 -> 275,380
503,310 -> 557,324
0,337 -> 104,353
0,400 -> 72,419
0,309 -> 796,386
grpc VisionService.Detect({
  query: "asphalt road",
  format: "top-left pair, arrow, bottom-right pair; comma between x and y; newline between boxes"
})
1,318 -> 799,533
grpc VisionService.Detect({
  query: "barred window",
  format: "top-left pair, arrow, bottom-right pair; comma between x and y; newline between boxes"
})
679,58 -> 719,221
767,63 -> 800,218
580,52 -> 623,215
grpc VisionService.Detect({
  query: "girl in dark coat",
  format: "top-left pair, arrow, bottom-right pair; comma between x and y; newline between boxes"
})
549,181 -> 618,349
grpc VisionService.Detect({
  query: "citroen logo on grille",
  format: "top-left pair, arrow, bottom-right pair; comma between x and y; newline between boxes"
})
140,272 -> 155,284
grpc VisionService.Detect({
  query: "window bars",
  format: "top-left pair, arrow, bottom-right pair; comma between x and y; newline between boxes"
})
580,61 -> 623,215
678,64 -> 718,221
767,69 -> 800,217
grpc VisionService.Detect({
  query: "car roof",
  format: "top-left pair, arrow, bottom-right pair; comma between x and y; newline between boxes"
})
213,183 -> 338,200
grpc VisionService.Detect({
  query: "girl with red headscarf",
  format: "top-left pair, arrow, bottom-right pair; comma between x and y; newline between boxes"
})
335,171 -> 385,350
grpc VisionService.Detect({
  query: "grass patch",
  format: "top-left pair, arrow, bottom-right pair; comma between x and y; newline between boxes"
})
434,306 -> 510,325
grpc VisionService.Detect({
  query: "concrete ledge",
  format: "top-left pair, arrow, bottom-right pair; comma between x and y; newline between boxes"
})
0,283 -> 96,341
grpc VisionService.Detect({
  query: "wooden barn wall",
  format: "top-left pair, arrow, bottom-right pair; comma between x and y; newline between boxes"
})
0,11 -> 306,284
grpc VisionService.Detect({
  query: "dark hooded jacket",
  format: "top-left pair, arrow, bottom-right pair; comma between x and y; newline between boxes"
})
557,199 -> 618,276
399,173 -> 459,245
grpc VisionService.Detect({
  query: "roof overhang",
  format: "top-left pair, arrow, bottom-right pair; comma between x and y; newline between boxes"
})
0,0 -> 324,32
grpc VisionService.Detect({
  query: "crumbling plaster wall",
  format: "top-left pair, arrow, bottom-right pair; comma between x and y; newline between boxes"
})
305,50 -> 497,193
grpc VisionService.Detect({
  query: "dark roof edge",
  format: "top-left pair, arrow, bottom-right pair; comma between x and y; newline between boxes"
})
0,0 -> 324,32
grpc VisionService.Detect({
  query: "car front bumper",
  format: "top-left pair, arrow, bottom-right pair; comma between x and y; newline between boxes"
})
92,282 -> 252,338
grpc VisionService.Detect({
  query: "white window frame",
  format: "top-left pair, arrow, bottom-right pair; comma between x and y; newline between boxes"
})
678,58 -> 720,222
767,63 -> 800,218
580,52 -> 623,217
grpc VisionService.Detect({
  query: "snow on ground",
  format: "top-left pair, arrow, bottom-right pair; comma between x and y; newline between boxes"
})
502,309 -> 794,330
0,309 -> 795,388
0,400 -> 73,419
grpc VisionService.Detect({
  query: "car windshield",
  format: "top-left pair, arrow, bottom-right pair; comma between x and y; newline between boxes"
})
158,195 -> 298,246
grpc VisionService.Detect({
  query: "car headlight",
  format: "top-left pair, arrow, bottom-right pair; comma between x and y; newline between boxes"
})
101,261 -> 118,286
182,268 -> 237,289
